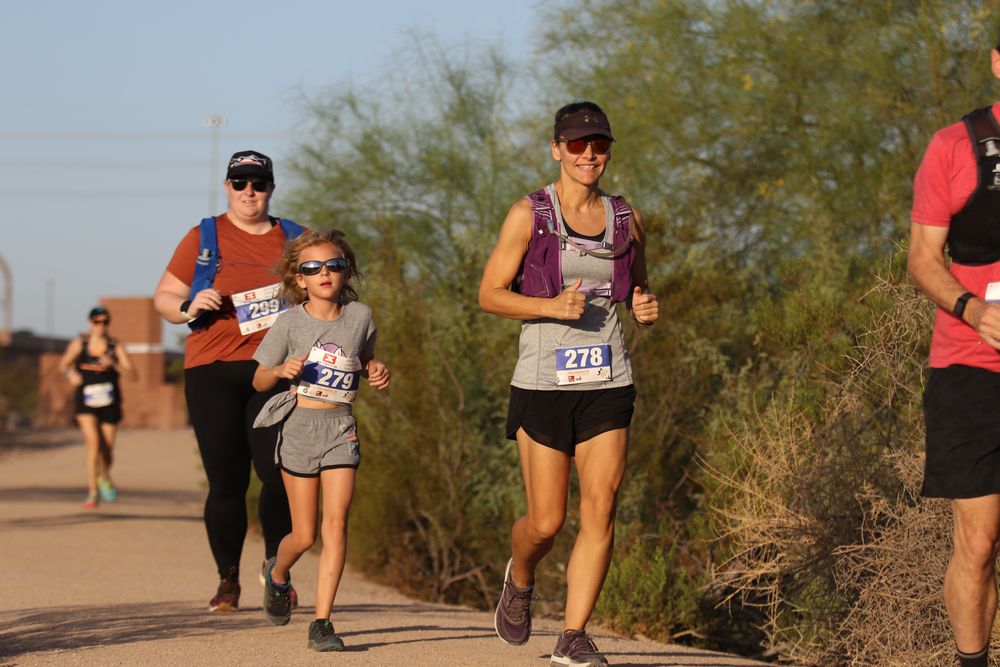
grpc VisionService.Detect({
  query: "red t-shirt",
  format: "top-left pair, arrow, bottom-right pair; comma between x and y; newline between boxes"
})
912,102 -> 1000,370
167,215 -> 297,369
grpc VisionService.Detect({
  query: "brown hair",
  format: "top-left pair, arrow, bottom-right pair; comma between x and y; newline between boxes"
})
277,229 -> 364,305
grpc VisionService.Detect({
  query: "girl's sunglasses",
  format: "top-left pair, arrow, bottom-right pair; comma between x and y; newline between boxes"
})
229,178 -> 270,192
562,138 -> 612,155
299,258 -> 350,275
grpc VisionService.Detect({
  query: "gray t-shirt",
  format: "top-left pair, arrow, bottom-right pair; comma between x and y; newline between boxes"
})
254,301 -> 377,403
510,189 -> 633,391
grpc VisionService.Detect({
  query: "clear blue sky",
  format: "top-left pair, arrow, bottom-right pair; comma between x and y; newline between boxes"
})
1,0 -> 541,345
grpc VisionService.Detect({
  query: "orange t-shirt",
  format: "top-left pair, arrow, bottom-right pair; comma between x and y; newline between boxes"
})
167,215 -> 299,369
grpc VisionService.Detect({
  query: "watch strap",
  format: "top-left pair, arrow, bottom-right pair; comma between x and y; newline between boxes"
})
954,291 -> 975,320
180,299 -> 198,323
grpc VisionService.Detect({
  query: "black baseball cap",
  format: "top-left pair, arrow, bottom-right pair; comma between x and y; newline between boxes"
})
88,306 -> 109,320
555,108 -> 614,141
226,150 -> 274,181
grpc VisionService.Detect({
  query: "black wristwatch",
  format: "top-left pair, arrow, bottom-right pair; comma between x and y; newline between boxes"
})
954,291 -> 975,320
180,299 -> 196,322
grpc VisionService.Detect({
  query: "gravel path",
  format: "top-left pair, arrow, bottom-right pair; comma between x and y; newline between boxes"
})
0,428 -> 768,666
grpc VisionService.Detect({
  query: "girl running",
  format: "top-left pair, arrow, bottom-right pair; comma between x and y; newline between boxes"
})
59,306 -> 136,509
251,229 -> 389,652
479,101 -> 659,667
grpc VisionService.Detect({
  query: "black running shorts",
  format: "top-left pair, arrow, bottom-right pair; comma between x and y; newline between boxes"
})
506,384 -> 636,456
922,364 -> 1000,499
74,394 -> 122,424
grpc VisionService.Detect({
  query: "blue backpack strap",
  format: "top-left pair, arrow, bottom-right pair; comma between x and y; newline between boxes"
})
189,217 -> 218,299
187,217 -> 218,331
277,218 -> 304,240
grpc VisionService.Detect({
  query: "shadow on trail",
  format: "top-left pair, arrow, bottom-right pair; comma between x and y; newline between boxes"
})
346,627 -> 497,651
0,601 -> 255,659
1,601 -> 500,659
0,485 -> 202,505
336,602 -> 468,616
333,603 -> 545,651
0,430 -> 80,455
0,511 -> 202,529
608,654 -> 769,667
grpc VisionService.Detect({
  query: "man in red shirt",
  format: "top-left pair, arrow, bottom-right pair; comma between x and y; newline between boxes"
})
909,44 -> 1000,667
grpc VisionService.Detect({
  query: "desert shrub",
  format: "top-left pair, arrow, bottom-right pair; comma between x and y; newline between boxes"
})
704,262 -> 975,665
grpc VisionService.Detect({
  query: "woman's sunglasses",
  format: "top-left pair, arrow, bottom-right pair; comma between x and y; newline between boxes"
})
229,178 -> 271,192
90,318 -> 110,326
561,138 -> 612,155
299,258 -> 350,276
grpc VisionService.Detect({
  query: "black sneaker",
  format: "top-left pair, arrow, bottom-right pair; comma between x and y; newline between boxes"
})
262,557 -> 292,626
494,558 -> 534,645
208,568 -> 240,613
550,629 -> 609,667
308,619 -> 345,652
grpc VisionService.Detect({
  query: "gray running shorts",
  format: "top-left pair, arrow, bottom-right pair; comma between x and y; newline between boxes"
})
276,404 -> 360,477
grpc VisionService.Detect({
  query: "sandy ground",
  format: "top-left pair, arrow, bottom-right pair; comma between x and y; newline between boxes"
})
0,428 -> 769,667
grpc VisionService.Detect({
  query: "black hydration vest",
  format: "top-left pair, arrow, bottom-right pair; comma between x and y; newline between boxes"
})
949,106 -> 1000,265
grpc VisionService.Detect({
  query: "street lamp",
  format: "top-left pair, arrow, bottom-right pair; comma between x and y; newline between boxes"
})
202,115 -> 227,214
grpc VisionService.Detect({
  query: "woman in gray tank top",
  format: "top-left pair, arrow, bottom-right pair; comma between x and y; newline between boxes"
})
478,101 -> 659,667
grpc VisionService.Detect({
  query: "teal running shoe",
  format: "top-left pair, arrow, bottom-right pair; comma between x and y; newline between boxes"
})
97,477 -> 118,502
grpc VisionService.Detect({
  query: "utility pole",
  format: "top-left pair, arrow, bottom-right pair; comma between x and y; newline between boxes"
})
202,115 -> 227,214
0,254 -> 11,346
45,278 -> 54,351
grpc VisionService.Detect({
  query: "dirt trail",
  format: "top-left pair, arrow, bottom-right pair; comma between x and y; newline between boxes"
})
0,429 -> 767,666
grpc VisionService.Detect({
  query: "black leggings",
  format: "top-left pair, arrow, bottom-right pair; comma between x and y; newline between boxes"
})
185,360 -> 291,579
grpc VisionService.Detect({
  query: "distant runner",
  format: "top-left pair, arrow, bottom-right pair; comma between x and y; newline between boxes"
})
59,305 -> 135,509
251,229 -> 389,652
479,101 -> 659,667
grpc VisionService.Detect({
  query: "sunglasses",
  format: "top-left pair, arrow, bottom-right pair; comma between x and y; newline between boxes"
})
298,258 -> 350,276
561,138 -> 612,155
91,319 -> 109,325
229,178 -> 271,192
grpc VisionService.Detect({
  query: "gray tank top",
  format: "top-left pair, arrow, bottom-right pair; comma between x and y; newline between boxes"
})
510,184 -> 633,391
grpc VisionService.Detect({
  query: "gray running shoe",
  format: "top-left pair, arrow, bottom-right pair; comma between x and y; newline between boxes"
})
262,557 -> 292,626
260,559 -> 298,610
308,619 -> 345,652
494,558 -> 534,645
550,629 -> 609,667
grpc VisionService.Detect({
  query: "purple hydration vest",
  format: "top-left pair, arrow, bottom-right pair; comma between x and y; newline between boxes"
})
513,185 -> 635,302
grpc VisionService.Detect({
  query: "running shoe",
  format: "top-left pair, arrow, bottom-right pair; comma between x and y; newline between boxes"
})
208,570 -> 240,612
97,476 -> 118,502
550,629 -> 609,667
262,557 -> 292,625
308,619 -> 345,652
260,559 -> 298,609
494,558 -> 534,645
83,493 -> 98,510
